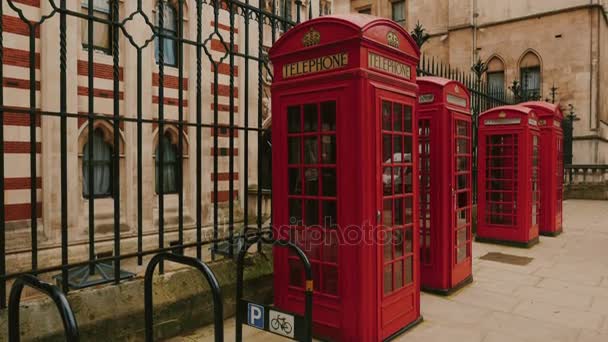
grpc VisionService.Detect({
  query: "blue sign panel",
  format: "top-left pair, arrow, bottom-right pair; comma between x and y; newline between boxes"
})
247,303 -> 265,329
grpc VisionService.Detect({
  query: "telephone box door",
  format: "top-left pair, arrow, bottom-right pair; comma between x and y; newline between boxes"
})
482,132 -> 519,234
452,114 -> 472,285
377,89 -> 418,339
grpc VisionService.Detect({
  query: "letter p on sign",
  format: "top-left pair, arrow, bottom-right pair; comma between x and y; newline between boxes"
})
248,303 -> 264,329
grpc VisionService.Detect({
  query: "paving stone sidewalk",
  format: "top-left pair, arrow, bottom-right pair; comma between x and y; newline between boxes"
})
169,199 -> 608,342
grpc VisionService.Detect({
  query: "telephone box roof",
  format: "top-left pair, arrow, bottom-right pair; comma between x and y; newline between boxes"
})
520,101 -> 564,120
269,14 -> 420,60
418,76 -> 471,98
479,105 -> 536,118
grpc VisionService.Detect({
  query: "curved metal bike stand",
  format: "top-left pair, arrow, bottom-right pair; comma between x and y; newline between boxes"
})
235,229 -> 313,342
144,252 -> 223,342
8,274 -> 80,342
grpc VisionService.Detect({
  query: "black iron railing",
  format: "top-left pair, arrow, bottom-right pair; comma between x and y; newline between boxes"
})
0,0 -> 305,308
0,0 -> 514,313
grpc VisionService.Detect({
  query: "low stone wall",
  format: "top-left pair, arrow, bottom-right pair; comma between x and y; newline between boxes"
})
0,253 -> 274,341
564,184 -> 608,200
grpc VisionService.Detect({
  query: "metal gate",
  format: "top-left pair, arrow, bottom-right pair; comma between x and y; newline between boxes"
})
0,0 -> 309,305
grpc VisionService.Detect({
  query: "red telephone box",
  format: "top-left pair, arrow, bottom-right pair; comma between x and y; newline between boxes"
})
477,105 -> 540,247
521,102 -> 564,236
270,15 -> 422,341
417,77 -> 473,294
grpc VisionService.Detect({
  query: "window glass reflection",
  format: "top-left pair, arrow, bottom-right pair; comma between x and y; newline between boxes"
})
322,168 -> 337,197
288,106 -> 300,133
303,104 -> 318,132
394,260 -> 403,289
304,137 -> 318,164
321,101 -> 336,131
403,106 -> 412,132
382,101 -> 392,131
288,137 -> 301,164
322,201 -> 337,228
304,168 -> 318,195
405,257 -> 413,284
288,168 -> 301,194
304,199 -> 319,226
289,199 -> 302,225
321,135 -> 336,163
393,103 -> 403,131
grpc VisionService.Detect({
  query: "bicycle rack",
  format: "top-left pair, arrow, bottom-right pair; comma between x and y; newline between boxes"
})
8,274 -> 80,342
144,252 -> 223,342
235,230 -> 313,342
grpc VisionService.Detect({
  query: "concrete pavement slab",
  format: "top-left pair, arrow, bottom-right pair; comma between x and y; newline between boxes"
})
512,300 -> 604,330
513,285 -> 593,310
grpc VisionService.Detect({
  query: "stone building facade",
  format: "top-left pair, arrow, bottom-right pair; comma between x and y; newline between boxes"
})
334,0 -> 608,164
0,0 -> 330,276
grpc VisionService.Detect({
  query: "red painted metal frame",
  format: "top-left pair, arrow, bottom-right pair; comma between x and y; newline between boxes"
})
270,15 -> 421,341
477,105 -> 541,247
417,77 -> 473,294
521,102 -> 564,237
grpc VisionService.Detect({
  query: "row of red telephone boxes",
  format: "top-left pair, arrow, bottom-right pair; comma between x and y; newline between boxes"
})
269,15 -> 564,341
418,77 -> 564,296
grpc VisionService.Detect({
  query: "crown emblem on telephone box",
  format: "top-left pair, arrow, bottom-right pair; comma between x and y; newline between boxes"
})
302,28 -> 321,47
387,31 -> 400,48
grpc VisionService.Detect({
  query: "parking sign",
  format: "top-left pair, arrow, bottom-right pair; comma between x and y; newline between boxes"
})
247,303 -> 264,329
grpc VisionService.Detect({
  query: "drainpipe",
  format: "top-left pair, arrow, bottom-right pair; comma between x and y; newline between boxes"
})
472,0 -> 479,64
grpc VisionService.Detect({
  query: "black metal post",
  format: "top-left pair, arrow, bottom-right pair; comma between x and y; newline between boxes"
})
9,274 -> 80,342
295,0 -> 302,23
144,253 -> 223,342
236,231 -> 313,342
563,105 -> 576,166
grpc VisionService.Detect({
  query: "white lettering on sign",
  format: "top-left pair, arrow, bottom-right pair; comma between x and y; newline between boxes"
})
484,118 -> 521,126
269,310 -> 295,338
419,94 -> 435,104
528,118 -> 538,126
247,303 -> 264,329
554,120 -> 561,128
447,94 -> 467,108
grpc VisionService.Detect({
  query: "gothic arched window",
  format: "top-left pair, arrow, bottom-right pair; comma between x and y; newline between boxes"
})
486,56 -> 506,96
83,128 -> 113,198
519,51 -> 542,100
155,132 -> 179,194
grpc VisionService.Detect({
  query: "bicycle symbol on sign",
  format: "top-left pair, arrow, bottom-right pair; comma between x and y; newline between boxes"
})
270,314 -> 293,335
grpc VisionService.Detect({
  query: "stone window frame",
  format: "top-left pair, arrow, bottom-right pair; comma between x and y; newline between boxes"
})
152,124 -> 189,196
518,49 -> 543,99
486,54 -> 506,95
77,119 -> 126,200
